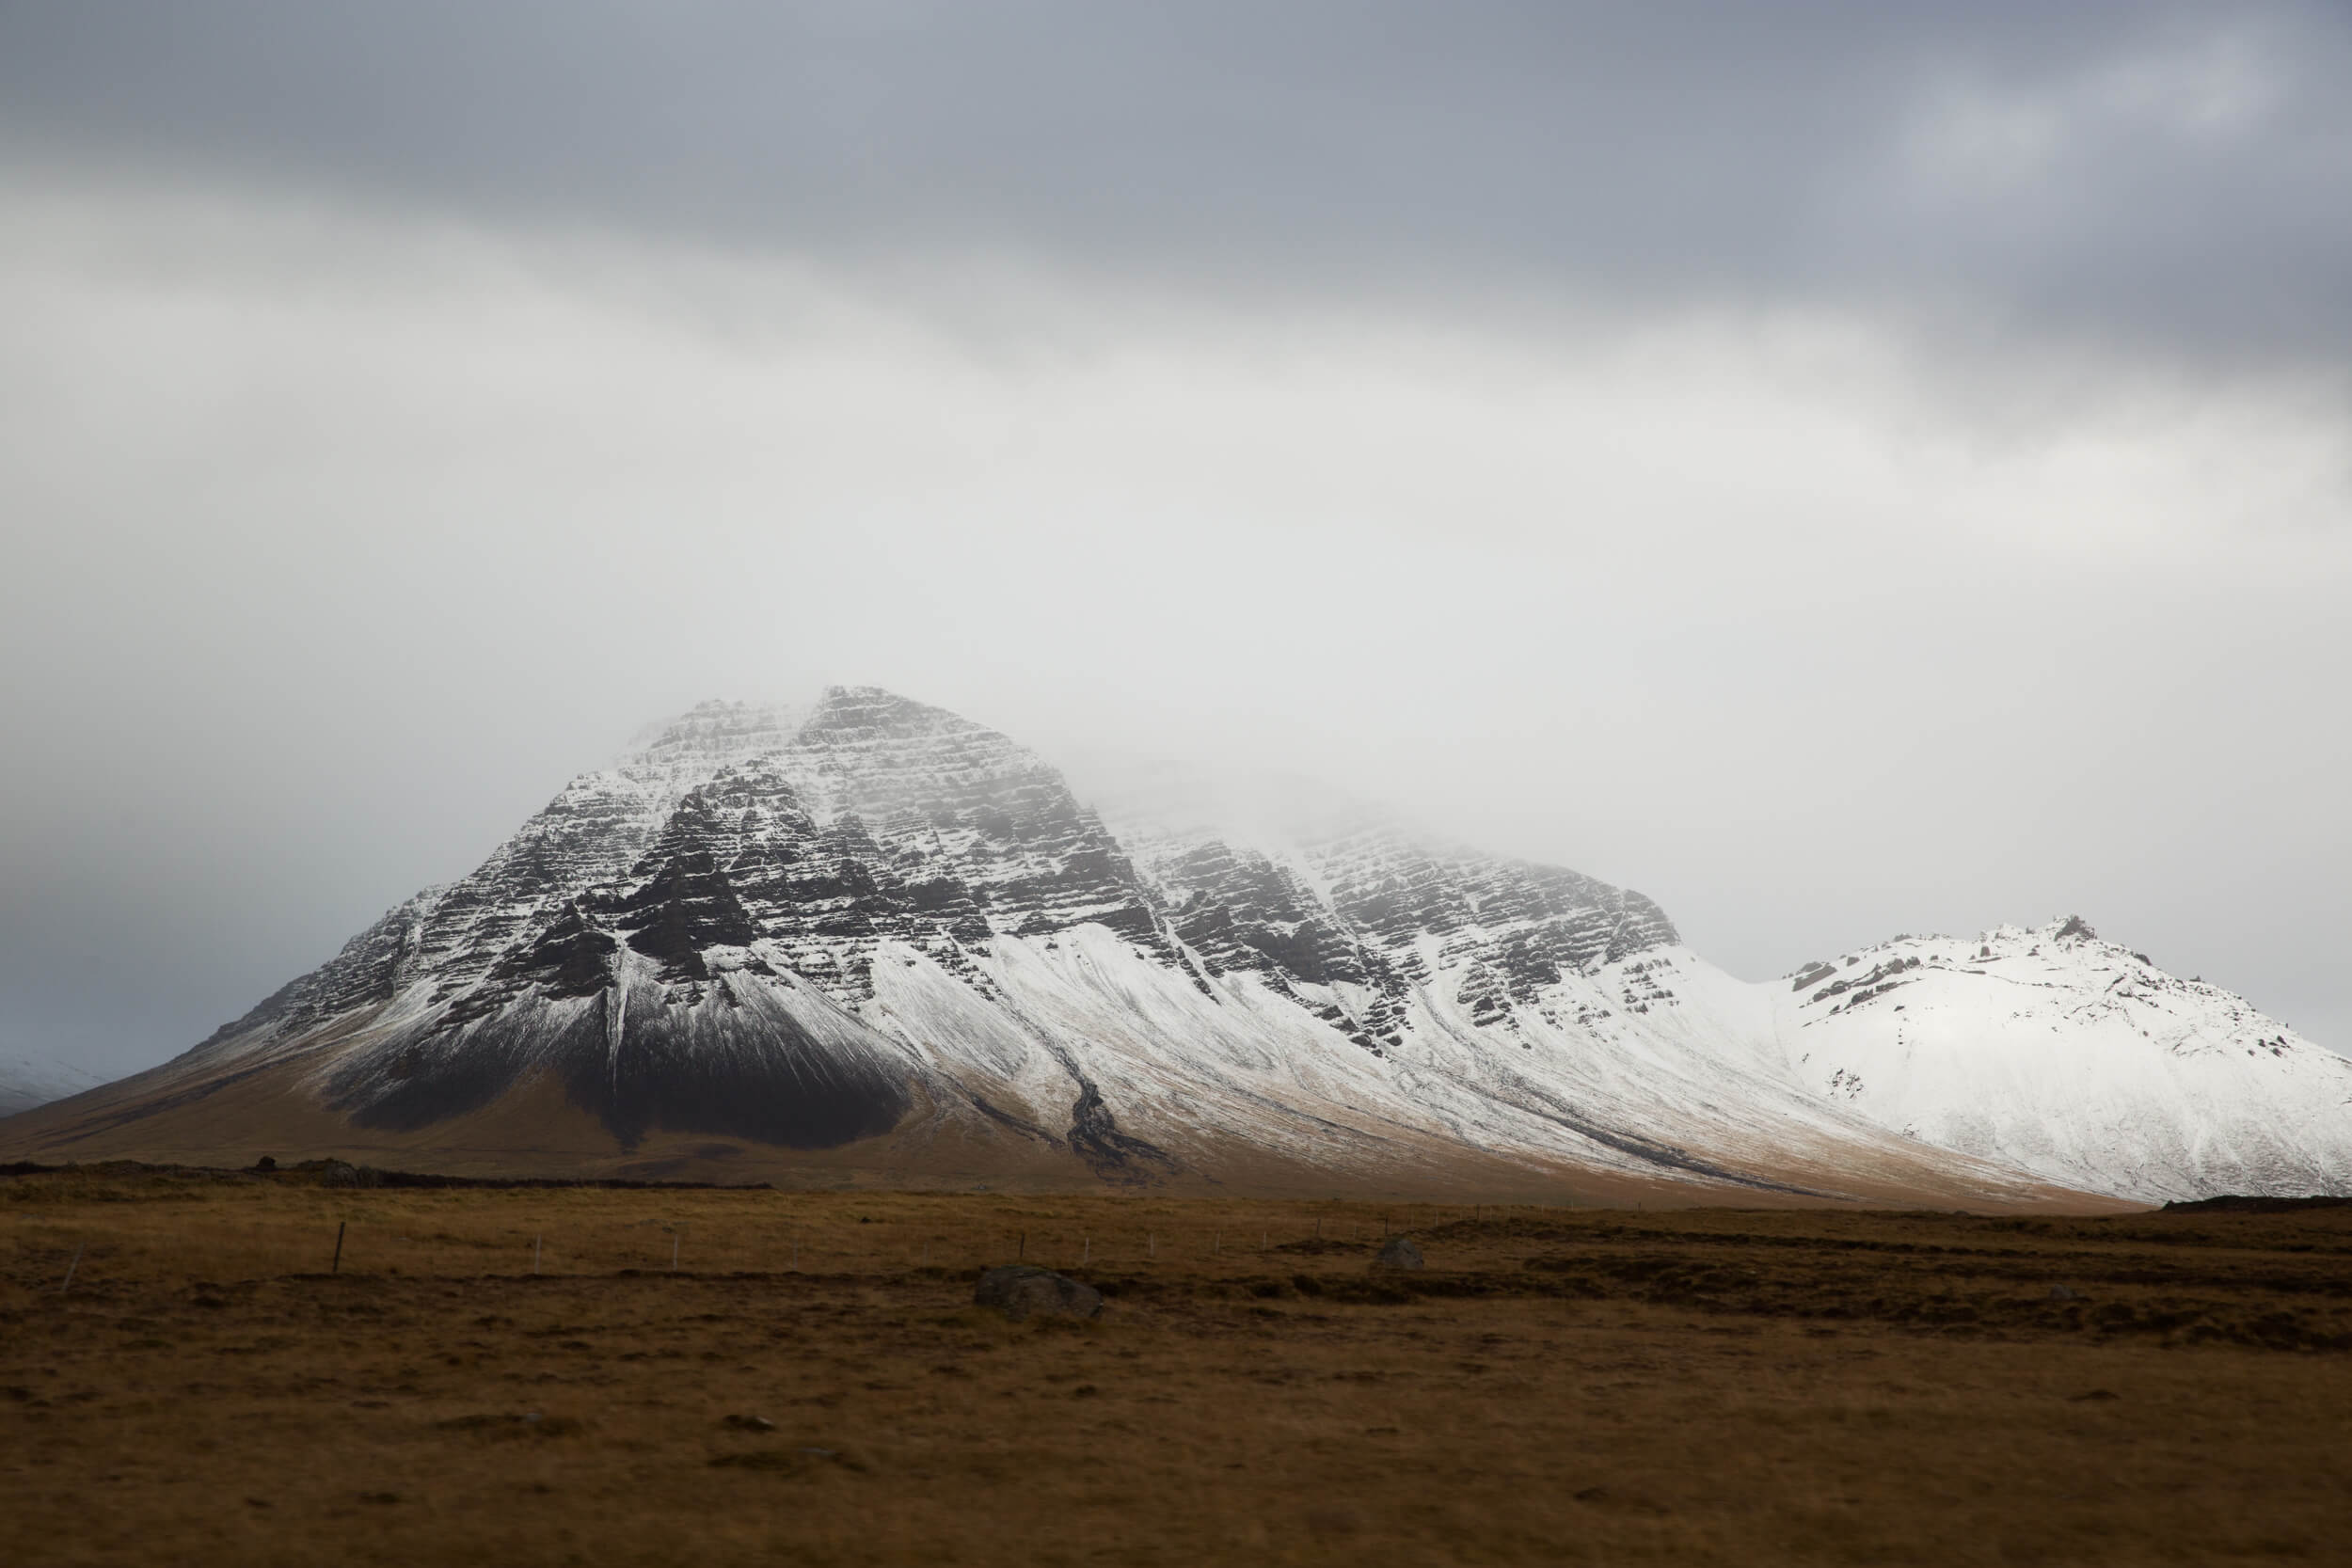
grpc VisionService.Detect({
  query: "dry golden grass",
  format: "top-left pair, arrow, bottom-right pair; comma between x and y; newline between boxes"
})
5,1166 -> 2351,1566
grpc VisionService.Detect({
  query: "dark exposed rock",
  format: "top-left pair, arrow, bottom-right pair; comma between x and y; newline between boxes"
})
966,1093 -> 1065,1149
490,901 -> 618,1001
560,990 -> 911,1152
1066,1081 -> 1179,1183
1373,1236 -> 1425,1271
1789,961 -> 1837,991
974,1264 -> 1104,1322
614,851 -> 761,980
322,973 -> 914,1152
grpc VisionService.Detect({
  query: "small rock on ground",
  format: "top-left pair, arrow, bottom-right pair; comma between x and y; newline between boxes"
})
974,1265 -> 1104,1322
1373,1237 -> 1424,1271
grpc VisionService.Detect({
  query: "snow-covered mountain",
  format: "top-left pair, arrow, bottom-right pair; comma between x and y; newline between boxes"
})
0,1053 -> 105,1118
1769,918 -> 2352,1201
2,686 -> 2341,1204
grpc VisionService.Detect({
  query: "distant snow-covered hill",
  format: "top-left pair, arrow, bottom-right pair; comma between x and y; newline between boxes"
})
1768,918 -> 2352,1202
0,1053 -> 105,1118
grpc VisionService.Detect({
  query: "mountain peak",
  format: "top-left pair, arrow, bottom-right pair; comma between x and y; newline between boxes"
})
624,688 -> 988,767
802,684 -> 978,742
632,699 -> 805,769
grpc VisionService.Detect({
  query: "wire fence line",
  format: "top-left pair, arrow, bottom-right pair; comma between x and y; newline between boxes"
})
4,1196 -> 1558,1290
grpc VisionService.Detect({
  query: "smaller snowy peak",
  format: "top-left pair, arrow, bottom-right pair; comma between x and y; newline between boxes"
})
1775,916 -> 2351,1200
1781,917 -> 2288,1051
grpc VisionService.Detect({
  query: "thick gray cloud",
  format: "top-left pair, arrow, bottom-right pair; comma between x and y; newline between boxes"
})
4,2 -> 2351,370
0,3 -> 2346,1084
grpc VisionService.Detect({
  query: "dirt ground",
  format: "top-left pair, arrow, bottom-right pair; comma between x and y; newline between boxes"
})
5,1167 -> 2351,1566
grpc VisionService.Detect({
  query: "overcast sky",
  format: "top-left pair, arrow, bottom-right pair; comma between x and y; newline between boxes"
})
2,2 -> 2347,1077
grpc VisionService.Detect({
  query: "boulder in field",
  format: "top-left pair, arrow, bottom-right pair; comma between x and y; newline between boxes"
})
1373,1236 -> 1425,1271
974,1265 -> 1104,1322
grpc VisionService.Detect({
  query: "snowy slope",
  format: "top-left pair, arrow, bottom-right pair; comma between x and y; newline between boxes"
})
0,1053 -> 106,1117
1075,765 -> 2028,1196
1770,918 -> 2352,1201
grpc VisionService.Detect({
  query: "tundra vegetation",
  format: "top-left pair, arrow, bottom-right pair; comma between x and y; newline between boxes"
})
5,1165 -> 2350,1565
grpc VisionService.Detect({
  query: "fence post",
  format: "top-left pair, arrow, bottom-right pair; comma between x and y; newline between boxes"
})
331,1222 -> 346,1275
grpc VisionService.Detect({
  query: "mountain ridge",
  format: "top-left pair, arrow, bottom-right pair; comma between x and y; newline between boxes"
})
3,686 -> 2340,1205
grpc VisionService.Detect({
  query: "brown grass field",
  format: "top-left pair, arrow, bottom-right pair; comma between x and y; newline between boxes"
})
5,1167 -> 2351,1566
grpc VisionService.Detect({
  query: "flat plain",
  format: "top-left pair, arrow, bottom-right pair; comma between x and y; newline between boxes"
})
6,1166 -> 2351,1566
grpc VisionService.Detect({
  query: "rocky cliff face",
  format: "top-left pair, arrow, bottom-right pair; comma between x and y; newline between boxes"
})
192,689 -> 1188,1155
